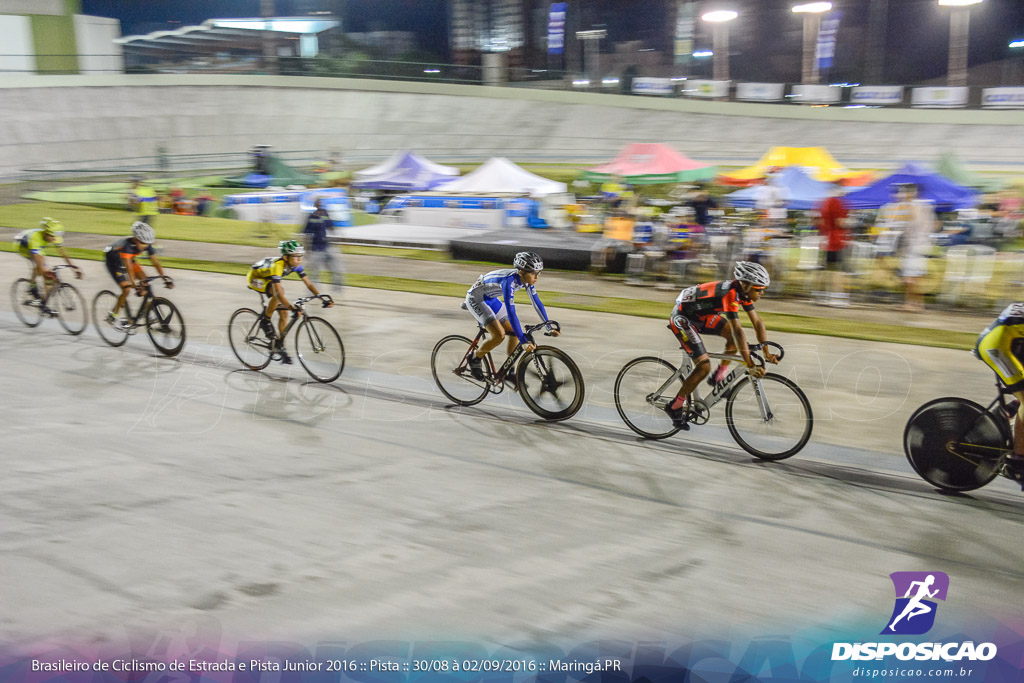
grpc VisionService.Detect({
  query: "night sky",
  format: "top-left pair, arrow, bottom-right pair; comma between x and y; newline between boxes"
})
81,0 -> 1024,83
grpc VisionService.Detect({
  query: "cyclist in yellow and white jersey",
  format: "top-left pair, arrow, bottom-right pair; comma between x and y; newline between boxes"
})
247,240 -> 333,361
975,302 -> 1024,487
15,217 -> 82,305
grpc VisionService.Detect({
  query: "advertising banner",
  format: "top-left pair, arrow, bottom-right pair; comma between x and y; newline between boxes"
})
816,10 -> 842,70
547,2 -> 566,55
736,82 -> 786,102
674,0 -> 695,64
981,87 -> 1024,109
682,79 -> 730,98
850,85 -> 904,105
631,77 -> 675,96
791,84 -> 842,104
911,86 -> 969,108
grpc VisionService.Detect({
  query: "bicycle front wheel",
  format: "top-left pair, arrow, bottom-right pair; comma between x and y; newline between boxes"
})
295,316 -> 345,383
92,290 -> 129,347
517,346 -> 585,421
904,397 -> 1005,492
55,283 -> 88,335
614,356 -> 682,439
726,373 -> 813,460
146,297 -> 186,356
431,335 -> 489,407
228,308 -> 273,371
11,278 -> 42,328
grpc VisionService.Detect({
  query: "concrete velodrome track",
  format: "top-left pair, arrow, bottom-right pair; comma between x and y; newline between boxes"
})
1,254 -> 1022,649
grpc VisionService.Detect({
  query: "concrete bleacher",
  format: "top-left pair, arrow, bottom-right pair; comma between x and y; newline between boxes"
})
1,74 -> 1023,179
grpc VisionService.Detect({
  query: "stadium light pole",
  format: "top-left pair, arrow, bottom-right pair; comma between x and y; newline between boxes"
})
701,10 -> 738,82
939,0 -> 984,87
793,3 -> 832,85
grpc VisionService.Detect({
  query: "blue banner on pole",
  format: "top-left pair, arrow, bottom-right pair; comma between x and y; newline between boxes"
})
548,2 -> 567,54
816,10 -> 841,70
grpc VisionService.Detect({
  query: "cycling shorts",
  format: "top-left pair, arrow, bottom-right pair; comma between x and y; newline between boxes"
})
465,293 -> 507,328
105,251 -> 144,286
976,323 -> 1024,393
670,311 -> 726,359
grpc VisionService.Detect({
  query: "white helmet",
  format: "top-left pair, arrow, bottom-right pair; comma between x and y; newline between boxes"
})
131,220 -> 156,244
734,261 -> 770,287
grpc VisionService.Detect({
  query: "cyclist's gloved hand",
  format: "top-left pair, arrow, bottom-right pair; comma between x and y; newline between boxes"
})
548,328 -> 561,337
764,350 -> 779,364
73,266 -> 83,279
134,285 -> 145,297
321,296 -> 335,308
523,341 -> 537,353
164,276 -> 175,289
747,363 -> 766,379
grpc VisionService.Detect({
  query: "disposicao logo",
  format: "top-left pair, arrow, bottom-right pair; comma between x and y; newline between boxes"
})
882,571 -> 948,635
831,572 -> 997,662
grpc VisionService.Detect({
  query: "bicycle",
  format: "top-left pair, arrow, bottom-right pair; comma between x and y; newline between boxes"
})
431,313 -> 585,421
92,276 -> 186,357
11,265 -> 88,335
613,341 -> 813,460
228,293 -> 344,383
903,377 -> 1022,492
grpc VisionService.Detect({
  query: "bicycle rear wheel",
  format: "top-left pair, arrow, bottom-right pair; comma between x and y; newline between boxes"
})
726,373 -> 813,461
431,334 -> 490,406
54,283 -> 88,335
228,308 -> 273,371
904,397 -> 1005,492
146,297 -> 186,356
517,346 -> 585,421
613,356 -> 682,439
295,316 -> 345,383
92,290 -> 130,347
11,278 -> 42,328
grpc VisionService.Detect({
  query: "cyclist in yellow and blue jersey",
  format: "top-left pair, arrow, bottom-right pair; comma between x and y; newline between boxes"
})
975,302 -> 1024,487
15,217 -> 82,303
247,240 -> 333,360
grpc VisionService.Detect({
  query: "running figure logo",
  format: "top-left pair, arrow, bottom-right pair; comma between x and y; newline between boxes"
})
881,571 -> 949,635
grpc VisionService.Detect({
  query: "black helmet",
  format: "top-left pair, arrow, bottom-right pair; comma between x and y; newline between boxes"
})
514,251 -> 543,273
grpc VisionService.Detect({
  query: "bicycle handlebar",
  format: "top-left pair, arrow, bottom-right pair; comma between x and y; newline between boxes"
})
524,320 -> 561,339
291,294 -> 333,311
748,341 -> 785,367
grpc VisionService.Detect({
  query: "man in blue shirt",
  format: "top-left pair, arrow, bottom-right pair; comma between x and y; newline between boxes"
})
302,198 -> 344,293
464,251 -> 558,381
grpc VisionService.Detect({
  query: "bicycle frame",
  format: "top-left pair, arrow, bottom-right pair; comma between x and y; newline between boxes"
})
457,321 -> 557,388
31,265 -> 74,305
648,344 -> 775,422
948,379 -> 1015,460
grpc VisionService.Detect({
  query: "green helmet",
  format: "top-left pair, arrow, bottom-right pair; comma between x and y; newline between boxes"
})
279,239 -> 305,255
40,217 -> 64,236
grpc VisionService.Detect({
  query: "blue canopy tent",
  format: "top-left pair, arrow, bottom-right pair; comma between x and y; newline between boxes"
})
723,166 -> 836,211
351,151 -> 459,191
841,162 -> 978,211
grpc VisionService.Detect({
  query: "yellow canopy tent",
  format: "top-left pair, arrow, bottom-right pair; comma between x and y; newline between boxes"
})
718,147 -> 873,186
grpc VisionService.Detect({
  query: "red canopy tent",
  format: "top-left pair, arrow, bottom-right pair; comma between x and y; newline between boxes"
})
583,143 -> 716,184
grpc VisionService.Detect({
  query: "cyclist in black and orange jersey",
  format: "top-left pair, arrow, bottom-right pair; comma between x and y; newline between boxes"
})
103,221 -> 173,325
975,302 -> 1024,487
665,261 -> 779,429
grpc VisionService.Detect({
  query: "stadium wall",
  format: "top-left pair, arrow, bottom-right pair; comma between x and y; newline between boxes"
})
0,74 -> 1022,179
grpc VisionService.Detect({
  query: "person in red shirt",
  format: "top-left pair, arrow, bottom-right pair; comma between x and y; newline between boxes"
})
816,185 -> 850,307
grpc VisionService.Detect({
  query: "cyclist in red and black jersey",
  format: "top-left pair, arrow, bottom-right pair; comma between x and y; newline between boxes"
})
665,261 -> 779,429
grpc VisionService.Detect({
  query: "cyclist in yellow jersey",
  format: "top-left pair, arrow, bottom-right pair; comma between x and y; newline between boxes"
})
15,217 -> 82,305
247,240 -> 333,360
975,302 -> 1024,486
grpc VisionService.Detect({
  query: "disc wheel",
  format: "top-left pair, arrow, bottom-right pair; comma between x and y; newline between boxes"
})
431,334 -> 490,407
725,373 -> 813,461
11,278 -> 42,328
92,290 -> 130,347
516,346 -> 585,421
54,283 -> 88,335
613,356 -> 683,439
228,308 -> 273,371
145,297 -> 186,356
295,316 -> 345,383
903,397 -> 1006,492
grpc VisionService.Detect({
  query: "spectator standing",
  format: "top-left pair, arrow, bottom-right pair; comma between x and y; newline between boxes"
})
302,198 -> 344,293
129,177 -> 159,226
754,170 -> 790,230
686,186 -> 719,227
899,184 -> 938,313
816,185 -> 851,307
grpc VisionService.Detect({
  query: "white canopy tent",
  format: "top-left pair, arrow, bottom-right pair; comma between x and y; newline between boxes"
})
436,157 -> 567,197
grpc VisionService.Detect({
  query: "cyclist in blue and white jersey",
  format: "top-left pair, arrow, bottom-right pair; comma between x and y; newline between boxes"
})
464,251 -> 559,380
